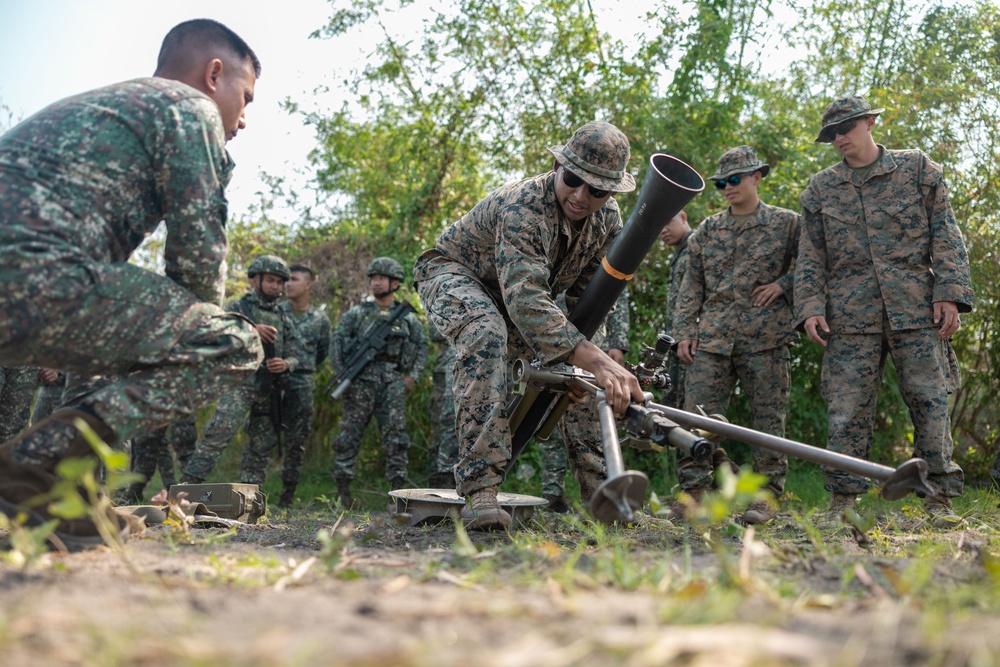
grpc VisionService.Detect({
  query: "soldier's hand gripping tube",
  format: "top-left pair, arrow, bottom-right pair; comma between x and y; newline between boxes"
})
645,401 -> 939,500
505,154 -> 705,473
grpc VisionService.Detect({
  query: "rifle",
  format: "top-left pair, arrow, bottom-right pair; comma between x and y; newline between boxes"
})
261,340 -> 287,455
326,300 -> 416,399
510,337 -> 940,524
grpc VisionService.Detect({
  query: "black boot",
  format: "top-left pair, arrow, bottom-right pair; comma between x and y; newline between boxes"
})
428,471 -> 455,489
277,482 -> 297,508
542,494 -> 569,514
336,478 -> 352,509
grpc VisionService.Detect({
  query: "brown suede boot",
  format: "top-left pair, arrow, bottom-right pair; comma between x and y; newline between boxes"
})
741,498 -> 777,525
0,408 -> 129,551
816,493 -> 857,528
460,486 -> 511,531
924,496 -> 966,529
665,487 -> 707,522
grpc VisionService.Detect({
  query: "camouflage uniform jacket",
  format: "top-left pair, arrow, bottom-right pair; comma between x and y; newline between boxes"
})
674,203 -> 800,355
0,77 -> 233,306
279,301 -> 331,375
331,298 -> 428,381
664,230 -> 692,336
227,291 -> 301,391
413,172 -> 623,365
796,147 -> 974,332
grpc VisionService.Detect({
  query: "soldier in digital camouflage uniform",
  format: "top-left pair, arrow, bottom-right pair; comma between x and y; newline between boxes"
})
427,320 -> 459,488
795,95 -> 974,528
673,146 -> 800,525
414,121 -> 645,530
538,290 -> 630,512
180,255 -> 302,487
0,19 -> 263,549
331,257 -> 427,508
0,367 -> 39,443
275,264 -> 332,506
658,210 -> 692,410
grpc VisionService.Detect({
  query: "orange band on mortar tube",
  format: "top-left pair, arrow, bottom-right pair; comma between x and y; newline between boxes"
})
601,257 -> 634,281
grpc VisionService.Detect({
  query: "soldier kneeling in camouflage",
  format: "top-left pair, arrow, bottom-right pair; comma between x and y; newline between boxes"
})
331,258 -> 427,509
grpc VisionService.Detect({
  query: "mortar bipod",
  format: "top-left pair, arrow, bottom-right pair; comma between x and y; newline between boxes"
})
589,390 -> 649,524
645,401 -> 939,501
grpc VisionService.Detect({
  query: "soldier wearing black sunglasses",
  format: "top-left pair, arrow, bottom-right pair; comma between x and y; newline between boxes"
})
414,120 -> 644,531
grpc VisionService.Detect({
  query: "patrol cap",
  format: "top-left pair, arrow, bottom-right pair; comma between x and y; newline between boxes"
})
547,121 -> 636,193
815,95 -> 885,143
367,257 -> 405,281
247,254 -> 290,280
708,145 -> 770,181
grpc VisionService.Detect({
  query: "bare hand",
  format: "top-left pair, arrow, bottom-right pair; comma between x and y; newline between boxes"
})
38,367 -> 60,385
804,316 -> 830,347
266,358 -> 289,373
256,324 -> 278,344
569,340 -> 644,417
750,282 -> 784,307
404,376 -> 416,392
607,349 -> 625,366
677,339 -> 697,365
933,301 -> 960,338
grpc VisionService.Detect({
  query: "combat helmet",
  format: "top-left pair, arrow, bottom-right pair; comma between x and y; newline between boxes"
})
367,257 -> 405,281
247,255 -> 291,281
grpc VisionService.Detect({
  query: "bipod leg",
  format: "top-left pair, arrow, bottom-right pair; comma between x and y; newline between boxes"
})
589,394 -> 648,524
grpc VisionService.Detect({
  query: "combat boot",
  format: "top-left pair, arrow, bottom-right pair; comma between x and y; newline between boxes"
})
741,498 -> 777,525
277,483 -> 297,508
336,478 -> 353,509
816,493 -> 856,528
924,496 -> 966,529
460,486 -> 511,531
0,408 -> 129,551
664,487 -> 707,522
386,476 -> 407,513
117,482 -> 146,506
542,494 -> 569,514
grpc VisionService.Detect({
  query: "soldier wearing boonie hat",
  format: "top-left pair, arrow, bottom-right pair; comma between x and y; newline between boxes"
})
413,120 -> 645,531
796,94 -> 974,528
671,145 -> 800,526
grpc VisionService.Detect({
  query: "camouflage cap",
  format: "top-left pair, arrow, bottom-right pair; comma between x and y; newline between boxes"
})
247,254 -> 290,280
815,95 -> 885,143
547,121 -> 636,193
708,145 -> 770,181
367,257 -> 405,281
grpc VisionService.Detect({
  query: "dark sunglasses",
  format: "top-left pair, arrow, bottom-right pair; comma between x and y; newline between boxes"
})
827,118 -> 859,140
561,169 -> 611,199
714,174 -> 745,190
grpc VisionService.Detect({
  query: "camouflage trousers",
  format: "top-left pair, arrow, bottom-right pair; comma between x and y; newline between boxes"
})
822,322 -> 963,496
131,417 -> 198,490
181,382 -> 280,485
537,401 -> 608,501
418,272 -> 606,498
281,372 -> 316,486
428,344 -> 459,479
332,363 -> 410,482
661,349 -> 687,410
0,257 -> 262,465
0,366 -> 38,443
680,346 -> 790,495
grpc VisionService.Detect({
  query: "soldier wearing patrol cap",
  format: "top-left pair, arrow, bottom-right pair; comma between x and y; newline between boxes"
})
181,254 -> 303,486
673,145 -> 800,525
796,95 -> 974,527
331,257 -> 427,509
413,120 -> 645,531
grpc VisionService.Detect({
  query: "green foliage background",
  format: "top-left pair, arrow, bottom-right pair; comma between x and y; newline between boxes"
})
222,0 -> 999,505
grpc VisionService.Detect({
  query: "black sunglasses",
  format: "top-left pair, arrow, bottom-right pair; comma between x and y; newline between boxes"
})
714,174 -> 745,190
827,118 -> 859,140
561,169 -> 611,199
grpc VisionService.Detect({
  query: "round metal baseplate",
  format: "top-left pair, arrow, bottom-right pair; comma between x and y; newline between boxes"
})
388,488 -> 547,527
588,471 -> 649,524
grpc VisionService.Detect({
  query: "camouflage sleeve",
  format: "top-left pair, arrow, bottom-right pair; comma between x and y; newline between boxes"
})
672,226 -> 705,342
496,207 -> 586,365
775,212 -> 801,302
281,311 -> 303,373
331,307 -> 359,375
155,96 -> 231,306
316,312 -> 332,369
921,155 -> 975,311
794,187 -> 828,328
401,313 -> 428,378
604,289 -> 630,352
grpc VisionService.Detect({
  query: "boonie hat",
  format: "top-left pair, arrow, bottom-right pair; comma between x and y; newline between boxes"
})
547,121 -> 636,193
708,145 -> 770,181
815,95 -> 885,143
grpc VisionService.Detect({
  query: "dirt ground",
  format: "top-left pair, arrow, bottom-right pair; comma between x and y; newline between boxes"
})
2,505 -> 1000,667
